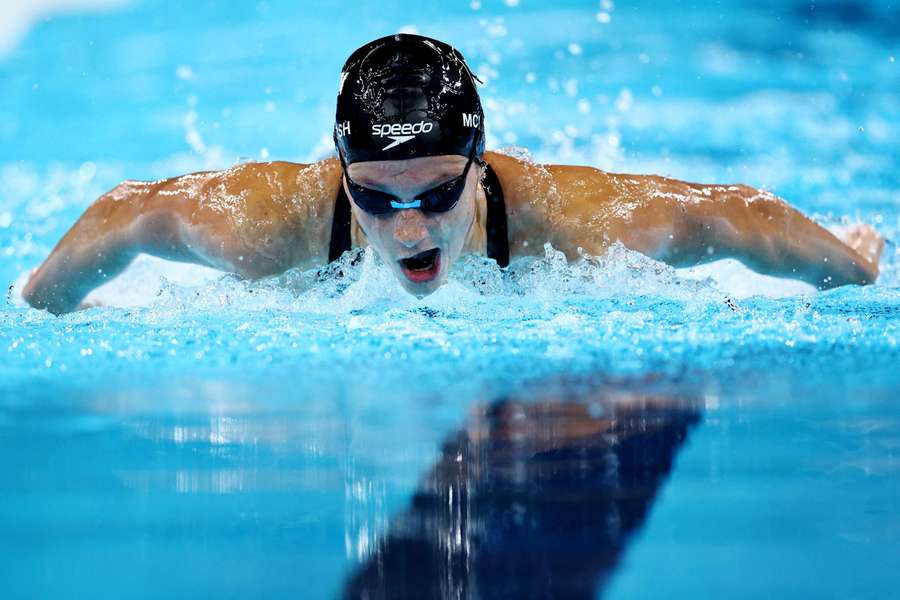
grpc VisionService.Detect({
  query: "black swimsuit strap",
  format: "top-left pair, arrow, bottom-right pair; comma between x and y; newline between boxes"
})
328,163 -> 509,267
328,182 -> 352,263
481,163 -> 510,267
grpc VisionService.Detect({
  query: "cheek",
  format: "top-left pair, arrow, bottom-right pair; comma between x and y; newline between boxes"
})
443,197 -> 475,240
427,215 -> 458,244
355,212 -> 393,244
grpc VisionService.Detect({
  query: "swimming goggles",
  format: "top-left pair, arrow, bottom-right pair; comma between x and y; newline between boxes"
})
341,139 -> 482,216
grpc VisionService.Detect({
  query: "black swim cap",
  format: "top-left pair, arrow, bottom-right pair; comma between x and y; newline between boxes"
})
334,34 -> 485,166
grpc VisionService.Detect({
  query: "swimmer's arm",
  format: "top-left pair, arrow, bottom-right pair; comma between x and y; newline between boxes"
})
22,161 -> 337,314
22,177 -> 219,314
612,175 -> 882,288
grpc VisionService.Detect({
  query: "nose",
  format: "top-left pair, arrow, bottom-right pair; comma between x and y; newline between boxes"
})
393,209 -> 429,248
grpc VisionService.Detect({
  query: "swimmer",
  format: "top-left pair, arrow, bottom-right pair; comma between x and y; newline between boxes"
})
23,34 -> 884,315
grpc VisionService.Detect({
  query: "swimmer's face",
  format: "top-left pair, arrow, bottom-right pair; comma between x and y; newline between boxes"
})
344,154 -> 480,296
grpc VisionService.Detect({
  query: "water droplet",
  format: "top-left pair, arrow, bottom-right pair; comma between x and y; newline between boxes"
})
176,65 -> 194,81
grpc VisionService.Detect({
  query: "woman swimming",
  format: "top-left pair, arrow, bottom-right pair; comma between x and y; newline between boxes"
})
22,34 -> 884,315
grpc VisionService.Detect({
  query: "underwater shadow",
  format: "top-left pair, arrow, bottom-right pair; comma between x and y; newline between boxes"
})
342,387 -> 701,599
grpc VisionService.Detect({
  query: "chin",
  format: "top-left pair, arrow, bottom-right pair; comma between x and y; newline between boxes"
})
412,281 -> 444,297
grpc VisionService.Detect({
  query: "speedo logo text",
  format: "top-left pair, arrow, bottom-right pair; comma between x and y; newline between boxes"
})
371,121 -> 434,137
371,121 -> 434,150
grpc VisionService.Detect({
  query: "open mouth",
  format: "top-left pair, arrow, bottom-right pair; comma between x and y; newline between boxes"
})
398,248 -> 441,283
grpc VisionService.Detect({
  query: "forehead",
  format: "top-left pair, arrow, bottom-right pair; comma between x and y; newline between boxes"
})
347,154 -> 467,187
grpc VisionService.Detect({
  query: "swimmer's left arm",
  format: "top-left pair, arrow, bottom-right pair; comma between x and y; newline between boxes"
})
602,174 -> 883,288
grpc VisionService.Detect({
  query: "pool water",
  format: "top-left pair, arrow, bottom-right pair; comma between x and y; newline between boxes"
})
1,1 -> 899,598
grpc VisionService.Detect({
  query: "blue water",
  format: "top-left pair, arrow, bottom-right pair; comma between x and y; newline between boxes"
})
2,1 -> 899,598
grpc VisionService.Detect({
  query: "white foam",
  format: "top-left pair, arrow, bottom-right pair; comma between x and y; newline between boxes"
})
87,255 -> 222,308
680,260 -> 816,299
10,237 -> 860,314
54,241 -> 801,314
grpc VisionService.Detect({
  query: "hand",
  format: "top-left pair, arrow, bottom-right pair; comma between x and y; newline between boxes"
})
76,299 -> 106,311
840,223 -> 884,279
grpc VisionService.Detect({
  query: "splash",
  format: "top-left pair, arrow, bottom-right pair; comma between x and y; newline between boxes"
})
134,242 -> 723,317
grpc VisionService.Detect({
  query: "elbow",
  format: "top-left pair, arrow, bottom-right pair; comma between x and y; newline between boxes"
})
666,209 -> 736,267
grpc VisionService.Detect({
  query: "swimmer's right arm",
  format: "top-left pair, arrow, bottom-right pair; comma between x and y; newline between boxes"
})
22,160 -> 340,314
22,177 -> 193,314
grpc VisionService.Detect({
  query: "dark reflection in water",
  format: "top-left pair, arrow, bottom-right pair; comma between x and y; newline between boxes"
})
344,391 -> 701,600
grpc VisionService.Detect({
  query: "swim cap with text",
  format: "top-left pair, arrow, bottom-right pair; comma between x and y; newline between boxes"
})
334,34 -> 485,165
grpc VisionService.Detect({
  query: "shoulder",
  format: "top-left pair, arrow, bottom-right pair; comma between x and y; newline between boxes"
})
179,158 -> 340,225
200,159 -> 341,212
483,150 -> 617,211
482,150 -> 619,254
187,158 -> 342,272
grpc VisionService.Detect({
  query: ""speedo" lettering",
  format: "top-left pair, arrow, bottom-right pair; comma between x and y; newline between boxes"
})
371,121 -> 434,137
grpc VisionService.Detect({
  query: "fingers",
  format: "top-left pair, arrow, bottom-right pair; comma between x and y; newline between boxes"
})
841,224 -> 884,264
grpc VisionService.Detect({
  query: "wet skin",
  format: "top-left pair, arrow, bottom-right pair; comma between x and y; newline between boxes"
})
22,151 -> 884,314
344,155 -> 479,297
